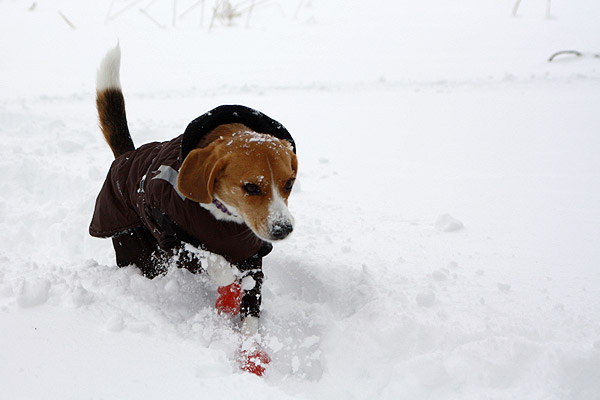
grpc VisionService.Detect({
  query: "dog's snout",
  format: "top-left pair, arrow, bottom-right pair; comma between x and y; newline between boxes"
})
270,221 -> 293,240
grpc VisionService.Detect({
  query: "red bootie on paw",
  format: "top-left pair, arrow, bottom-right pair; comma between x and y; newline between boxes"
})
239,348 -> 271,376
215,282 -> 241,316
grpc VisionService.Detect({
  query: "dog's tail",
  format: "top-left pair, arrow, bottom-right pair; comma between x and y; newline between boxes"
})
96,44 -> 135,158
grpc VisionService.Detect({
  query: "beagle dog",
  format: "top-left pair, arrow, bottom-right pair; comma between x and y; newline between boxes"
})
90,45 -> 297,375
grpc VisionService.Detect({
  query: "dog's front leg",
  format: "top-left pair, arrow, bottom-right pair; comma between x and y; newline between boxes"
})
204,253 -> 242,315
203,252 -> 265,327
205,253 -> 236,287
236,254 -> 271,375
205,249 -> 271,375
238,267 -> 264,336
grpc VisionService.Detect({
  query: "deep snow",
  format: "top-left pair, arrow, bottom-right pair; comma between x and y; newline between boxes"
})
1,0 -> 599,399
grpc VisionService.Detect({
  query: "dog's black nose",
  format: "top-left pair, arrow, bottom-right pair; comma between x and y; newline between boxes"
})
270,222 -> 293,240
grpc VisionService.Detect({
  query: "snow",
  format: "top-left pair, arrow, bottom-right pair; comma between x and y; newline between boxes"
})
1,0 -> 600,399
435,214 -> 465,232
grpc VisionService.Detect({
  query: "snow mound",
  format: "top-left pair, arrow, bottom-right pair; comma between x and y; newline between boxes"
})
15,276 -> 51,308
434,213 -> 464,232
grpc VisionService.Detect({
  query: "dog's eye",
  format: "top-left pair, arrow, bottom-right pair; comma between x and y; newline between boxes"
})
284,179 -> 295,192
243,183 -> 262,195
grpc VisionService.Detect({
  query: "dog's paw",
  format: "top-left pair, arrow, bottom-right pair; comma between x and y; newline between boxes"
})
239,347 -> 271,376
215,282 -> 241,316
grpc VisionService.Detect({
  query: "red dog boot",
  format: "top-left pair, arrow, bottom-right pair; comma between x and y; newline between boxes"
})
239,347 -> 271,376
215,282 -> 241,316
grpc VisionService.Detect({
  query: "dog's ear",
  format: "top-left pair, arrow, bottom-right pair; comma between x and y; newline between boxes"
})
290,152 -> 298,175
177,146 -> 227,204
281,139 -> 298,175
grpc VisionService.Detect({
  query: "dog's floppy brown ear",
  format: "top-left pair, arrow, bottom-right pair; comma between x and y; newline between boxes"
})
177,146 -> 226,204
281,139 -> 298,175
290,152 -> 298,175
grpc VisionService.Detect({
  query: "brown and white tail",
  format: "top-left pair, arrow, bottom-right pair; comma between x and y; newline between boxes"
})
96,45 -> 135,158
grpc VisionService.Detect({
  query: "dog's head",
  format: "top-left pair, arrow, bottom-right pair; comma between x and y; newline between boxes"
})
177,123 -> 298,242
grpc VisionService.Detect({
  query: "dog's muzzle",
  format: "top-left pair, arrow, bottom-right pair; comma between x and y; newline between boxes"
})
270,221 -> 293,240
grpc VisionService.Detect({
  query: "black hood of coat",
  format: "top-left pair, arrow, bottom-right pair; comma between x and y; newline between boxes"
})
180,105 -> 296,162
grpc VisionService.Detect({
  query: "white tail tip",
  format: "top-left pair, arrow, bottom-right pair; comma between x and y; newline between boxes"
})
96,44 -> 122,91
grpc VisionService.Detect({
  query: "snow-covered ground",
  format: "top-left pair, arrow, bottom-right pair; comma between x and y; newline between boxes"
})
1,0 -> 599,398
